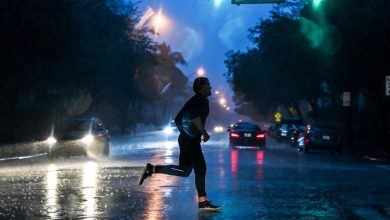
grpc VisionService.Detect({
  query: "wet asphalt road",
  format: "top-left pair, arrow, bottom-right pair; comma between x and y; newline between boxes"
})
0,131 -> 390,219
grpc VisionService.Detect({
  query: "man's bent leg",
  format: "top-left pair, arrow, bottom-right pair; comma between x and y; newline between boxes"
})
153,134 -> 194,177
154,165 -> 192,177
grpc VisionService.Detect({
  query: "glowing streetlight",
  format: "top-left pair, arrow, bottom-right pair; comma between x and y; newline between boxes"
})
152,8 -> 169,34
187,67 -> 206,81
219,98 -> 226,105
197,67 -> 205,76
312,0 -> 323,9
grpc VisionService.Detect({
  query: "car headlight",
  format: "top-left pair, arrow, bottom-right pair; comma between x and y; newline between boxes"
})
213,126 -> 224,133
81,134 -> 94,144
163,126 -> 173,135
46,136 -> 57,145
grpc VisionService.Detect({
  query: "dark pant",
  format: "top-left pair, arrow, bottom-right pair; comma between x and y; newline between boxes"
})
154,134 -> 207,197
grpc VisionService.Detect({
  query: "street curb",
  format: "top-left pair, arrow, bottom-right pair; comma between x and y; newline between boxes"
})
363,155 -> 390,164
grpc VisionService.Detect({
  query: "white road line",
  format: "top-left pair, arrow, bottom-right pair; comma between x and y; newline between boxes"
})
0,153 -> 47,161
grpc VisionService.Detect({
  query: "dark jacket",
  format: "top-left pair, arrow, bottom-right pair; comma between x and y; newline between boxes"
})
174,93 -> 209,138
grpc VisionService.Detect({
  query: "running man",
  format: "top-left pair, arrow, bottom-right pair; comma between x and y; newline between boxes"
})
138,77 -> 221,211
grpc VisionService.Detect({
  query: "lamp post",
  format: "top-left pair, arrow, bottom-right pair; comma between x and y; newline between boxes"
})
219,97 -> 226,106
196,67 -> 205,77
187,67 -> 206,81
214,90 -> 230,111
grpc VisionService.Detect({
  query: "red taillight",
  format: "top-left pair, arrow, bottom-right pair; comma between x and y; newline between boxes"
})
230,133 -> 240,138
305,138 -> 310,144
256,133 -> 265,139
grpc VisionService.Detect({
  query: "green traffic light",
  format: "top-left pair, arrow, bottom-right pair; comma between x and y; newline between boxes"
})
313,0 -> 323,9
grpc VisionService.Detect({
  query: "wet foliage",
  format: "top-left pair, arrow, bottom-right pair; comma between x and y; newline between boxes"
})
0,0 -> 188,142
224,0 -> 390,150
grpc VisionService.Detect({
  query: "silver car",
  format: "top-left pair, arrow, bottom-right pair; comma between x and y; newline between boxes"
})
45,117 -> 110,159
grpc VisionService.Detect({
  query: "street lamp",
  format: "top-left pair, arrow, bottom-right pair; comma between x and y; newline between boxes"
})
187,67 -> 206,81
196,67 -> 205,77
152,8 -> 169,35
313,0 -> 322,6
312,0 -> 324,9
219,98 -> 226,105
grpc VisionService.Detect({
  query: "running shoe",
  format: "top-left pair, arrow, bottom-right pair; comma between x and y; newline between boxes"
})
138,163 -> 153,185
199,200 -> 221,211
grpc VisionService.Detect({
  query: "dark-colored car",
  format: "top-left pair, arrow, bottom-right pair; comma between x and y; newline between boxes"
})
46,117 -> 110,159
276,118 -> 304,141
298,124 -> 342,154
290,124 -> 307,147
228,122 -> 266,148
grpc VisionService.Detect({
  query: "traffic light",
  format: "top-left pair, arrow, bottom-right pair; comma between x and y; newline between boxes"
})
231,0 -> 285,5
312,0 -> 323,9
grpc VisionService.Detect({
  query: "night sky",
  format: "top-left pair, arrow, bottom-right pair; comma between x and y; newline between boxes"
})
136,0 -> 274,106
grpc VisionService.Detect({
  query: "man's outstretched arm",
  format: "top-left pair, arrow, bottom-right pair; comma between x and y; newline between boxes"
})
192,117 -> 210,142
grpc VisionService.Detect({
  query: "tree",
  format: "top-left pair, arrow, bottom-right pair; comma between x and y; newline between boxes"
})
133,42 -> 187,99
0,0 -> 76,141
225,9 -> 327,122
0,0 -> 177,140
225,0 -> 390,153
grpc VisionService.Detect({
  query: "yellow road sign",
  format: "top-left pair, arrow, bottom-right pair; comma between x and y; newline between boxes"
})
274,112 -> 282,122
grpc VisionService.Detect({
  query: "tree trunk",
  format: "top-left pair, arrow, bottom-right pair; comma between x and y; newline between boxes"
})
7,98 -> 17,143
308,99 -> 319,123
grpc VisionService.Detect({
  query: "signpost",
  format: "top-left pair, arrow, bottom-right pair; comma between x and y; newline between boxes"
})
232,0 -> 285,5
342,91 -> 351,107
386,76 -> 390,96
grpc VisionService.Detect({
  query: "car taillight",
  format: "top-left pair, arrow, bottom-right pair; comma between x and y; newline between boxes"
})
256,133 -> 265,139
305,138 -> 310,144
230,133 -> 240,138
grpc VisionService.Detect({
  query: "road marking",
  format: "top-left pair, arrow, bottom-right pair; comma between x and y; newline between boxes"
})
0,153 -> 46,161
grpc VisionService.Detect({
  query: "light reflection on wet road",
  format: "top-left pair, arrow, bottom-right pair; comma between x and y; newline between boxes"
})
0,132 -> 389,219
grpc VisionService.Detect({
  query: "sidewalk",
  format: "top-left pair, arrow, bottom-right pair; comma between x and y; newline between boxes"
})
362,151 -> 390,163
345,144 -> 390,164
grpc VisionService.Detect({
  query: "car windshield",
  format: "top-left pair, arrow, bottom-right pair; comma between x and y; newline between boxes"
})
62,120 -> 92,133
281,124 -> 291,130
233,123 -> 260,131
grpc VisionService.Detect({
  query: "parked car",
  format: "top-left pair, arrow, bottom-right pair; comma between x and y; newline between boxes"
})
276,118 -> 304,141
290,124 -> 307,147
298,124 -> 342,154
277,123 -> 294,140
45,116 -> 110,159
228,122 -> 266,148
